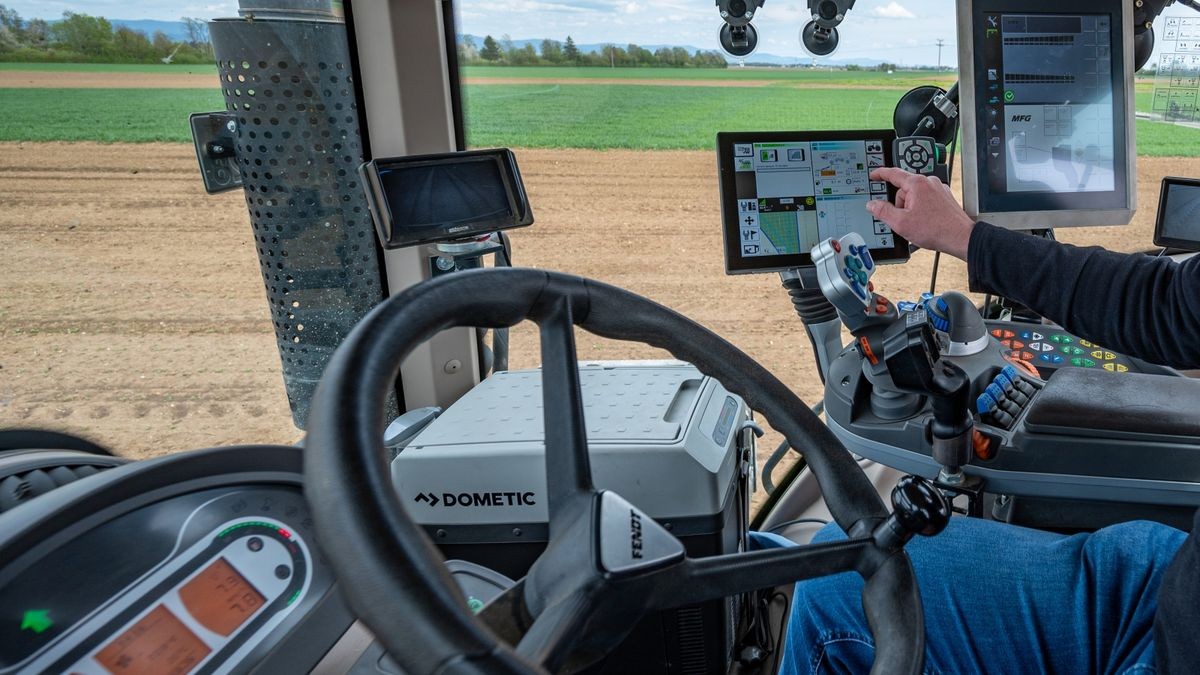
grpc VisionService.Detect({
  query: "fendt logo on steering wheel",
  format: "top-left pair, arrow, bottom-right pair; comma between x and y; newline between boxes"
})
413,491 -> 537,507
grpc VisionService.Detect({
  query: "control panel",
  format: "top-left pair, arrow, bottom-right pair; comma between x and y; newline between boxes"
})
986,321 -> 1140,374
894,136 -> 951,183
975,364 -> 1038,429
1,488 -> 318,675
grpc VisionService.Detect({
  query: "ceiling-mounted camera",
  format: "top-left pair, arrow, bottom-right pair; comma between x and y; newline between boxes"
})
717,0 -> 765,57
801,0 -> 856,56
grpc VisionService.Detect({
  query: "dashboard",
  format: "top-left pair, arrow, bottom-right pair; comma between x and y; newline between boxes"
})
0,445 -> 351,675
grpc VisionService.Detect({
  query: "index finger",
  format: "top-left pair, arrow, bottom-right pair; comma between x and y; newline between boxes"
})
869,167 -> 923,188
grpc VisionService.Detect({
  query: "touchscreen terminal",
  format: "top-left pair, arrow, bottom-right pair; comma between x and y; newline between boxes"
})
1155,177 -> 1200,252
717,130 -> 907,274
959,0 -> 1135,227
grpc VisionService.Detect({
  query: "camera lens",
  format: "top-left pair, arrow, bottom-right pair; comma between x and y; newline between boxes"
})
729,0 -> 747,18
818,0 -> 839,21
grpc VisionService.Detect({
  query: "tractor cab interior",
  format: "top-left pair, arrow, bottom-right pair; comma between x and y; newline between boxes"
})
2,0 -> 1200,674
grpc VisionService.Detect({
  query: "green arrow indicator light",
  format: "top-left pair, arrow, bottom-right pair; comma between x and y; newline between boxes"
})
21,609 -> 53,634
1004,90 -> 1015,102
467,596 -> 485,614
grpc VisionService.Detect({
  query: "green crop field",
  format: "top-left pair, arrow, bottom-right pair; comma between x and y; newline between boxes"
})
462,65 -> 956,87
0,82 -> 1197,156
0,62 -> 218,74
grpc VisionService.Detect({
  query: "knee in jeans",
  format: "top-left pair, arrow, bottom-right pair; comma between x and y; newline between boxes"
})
1086,520 -> 1185,567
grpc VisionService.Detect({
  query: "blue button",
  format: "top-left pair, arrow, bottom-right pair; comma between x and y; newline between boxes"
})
994,371 -> 1013,389
1020,331 -> 1033,340
985,383 -> 1005,403
861,248 -> 875,270
849,280 -> 867,300
898,301 -> 918,312
1001,365 -> 1019,381
920,292 -> 934,302
1037,353 -> 1065,364
976,392 -> 997,414
1053,354 -> 1064,364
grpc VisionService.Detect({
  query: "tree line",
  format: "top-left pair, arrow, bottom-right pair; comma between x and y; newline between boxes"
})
0,7 -> 214,64
461,35 -> 728,68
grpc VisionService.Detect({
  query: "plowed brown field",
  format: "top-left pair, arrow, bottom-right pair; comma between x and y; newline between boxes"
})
0,142 -> 1191,465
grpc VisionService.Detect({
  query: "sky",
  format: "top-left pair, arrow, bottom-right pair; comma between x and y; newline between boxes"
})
1,0 -> 1185,67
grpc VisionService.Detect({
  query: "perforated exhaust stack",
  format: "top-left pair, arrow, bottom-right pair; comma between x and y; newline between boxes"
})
193,0 -> 394,428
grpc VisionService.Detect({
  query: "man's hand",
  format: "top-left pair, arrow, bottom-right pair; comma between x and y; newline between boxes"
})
866,167 -> 976,261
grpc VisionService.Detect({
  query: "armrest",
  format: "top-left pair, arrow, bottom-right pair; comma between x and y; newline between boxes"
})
1024,369 -> 1200,440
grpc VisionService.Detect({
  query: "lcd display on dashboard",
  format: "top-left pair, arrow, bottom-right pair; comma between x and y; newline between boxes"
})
717,130 -> 907,274
95,604 -> 210,675
963,1 -> 1133,225
179,557 -> 265,636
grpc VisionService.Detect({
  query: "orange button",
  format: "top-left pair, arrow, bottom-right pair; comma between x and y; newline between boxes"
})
1000,339 -> 1012,348
991,329 -> 1005,338
875,303 -> 888,314
867,280 -> 874,292
1011,340 -> 1025,350
1003,330 -> 1015,339
876,295 -> 889,305
973,429 -> 996,460
1020,352 -> 1034,361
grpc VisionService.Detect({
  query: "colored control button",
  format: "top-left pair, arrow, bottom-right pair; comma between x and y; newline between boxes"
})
1000,339 -> 1012,348
1020,331 -> 1032,340
1079,339 -> 1094,347
831,239 -> 841,252
1001,365 -> 1020,381
1038,353 -> 1065,364
1011,340 -> 1026,350
898,301 -> 918,312
991,329 -> 1005,338
985,383 -> 1006,403
1060,345 -> 1084,356
1103,363 -> 1130,373
1049,334 -> 1062,343
977,392 -> 998,414
1020,352 -> 1034,361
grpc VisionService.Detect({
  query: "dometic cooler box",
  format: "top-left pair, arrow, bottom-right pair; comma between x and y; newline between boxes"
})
392,362 -> 755,674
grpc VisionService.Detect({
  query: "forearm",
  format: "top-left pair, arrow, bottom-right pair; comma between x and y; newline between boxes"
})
966,222 -> 1200,369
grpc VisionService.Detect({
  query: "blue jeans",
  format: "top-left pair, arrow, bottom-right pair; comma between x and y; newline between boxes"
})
778,518 -> 1187,674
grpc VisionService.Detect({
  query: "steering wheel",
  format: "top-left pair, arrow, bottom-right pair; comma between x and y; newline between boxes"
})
304,268 -> 949,675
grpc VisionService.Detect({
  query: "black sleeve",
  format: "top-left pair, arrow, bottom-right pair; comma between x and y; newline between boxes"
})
966,221 -> 1200,369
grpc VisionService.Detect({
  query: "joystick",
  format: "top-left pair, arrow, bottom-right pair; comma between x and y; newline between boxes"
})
926,292 -> 988,356
812,232 -> 897,334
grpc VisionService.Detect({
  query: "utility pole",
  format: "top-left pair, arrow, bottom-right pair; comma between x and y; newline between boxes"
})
936,39 -> 945,70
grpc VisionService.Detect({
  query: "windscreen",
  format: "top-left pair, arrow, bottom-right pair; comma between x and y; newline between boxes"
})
379,157 -> 513,232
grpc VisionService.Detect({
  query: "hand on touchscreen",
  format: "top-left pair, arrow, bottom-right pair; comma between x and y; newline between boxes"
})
866,167 -> 975,261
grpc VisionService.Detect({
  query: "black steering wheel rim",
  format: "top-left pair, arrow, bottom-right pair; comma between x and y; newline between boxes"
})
304,268 -> 924,674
